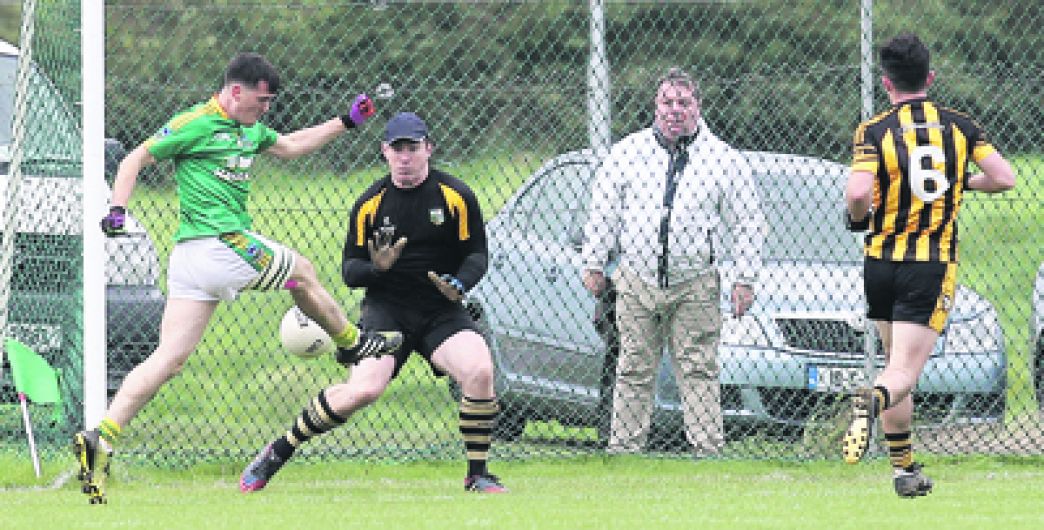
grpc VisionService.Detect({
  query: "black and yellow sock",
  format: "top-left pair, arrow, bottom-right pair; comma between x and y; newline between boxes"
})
871,385 -> 891,416
459,396 -> 499,477
98,418 -> 122,447
271,389 -> 347,460
885,431 -> 914,470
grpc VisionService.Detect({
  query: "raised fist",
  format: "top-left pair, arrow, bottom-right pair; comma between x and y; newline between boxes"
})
348,93 -> 375,126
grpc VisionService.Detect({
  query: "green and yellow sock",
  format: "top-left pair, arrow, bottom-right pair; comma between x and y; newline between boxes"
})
98,418 -> 122,448
332,324 -> 360,348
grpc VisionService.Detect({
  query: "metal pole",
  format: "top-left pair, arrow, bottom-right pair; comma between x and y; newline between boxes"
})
859,0 -> 874,122
588,0 -> 611,159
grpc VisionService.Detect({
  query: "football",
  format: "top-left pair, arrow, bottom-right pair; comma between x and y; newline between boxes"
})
279,306 -> 335,359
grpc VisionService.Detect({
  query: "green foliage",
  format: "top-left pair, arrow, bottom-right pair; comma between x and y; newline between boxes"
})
0,2 -> 18,45
98,2 -> 1041,166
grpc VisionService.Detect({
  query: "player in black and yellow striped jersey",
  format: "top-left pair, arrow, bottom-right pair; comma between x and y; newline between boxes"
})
842,33 -> 1016,497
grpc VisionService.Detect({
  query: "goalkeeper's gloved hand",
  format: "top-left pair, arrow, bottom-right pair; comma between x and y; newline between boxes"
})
367,234 -> 407,272
341,93 -> 376,128
845,208 -> 871,232
100,206 -> 127,237
428,272 -> 465,303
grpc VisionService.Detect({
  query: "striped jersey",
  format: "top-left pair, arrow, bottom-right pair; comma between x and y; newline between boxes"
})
851,97 -> 996,262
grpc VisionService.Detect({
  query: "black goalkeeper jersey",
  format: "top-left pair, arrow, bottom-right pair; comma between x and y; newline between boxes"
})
342,168 -> 488,312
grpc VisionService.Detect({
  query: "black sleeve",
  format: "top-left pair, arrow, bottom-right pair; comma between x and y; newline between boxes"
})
341,180 -> 385,288
452,182 -> 488,291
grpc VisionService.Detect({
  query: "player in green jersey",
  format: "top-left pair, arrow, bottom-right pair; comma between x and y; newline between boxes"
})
73,52 -> 402,504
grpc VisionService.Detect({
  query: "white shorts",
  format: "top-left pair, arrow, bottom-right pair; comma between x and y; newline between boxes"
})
167,231 -> 297,301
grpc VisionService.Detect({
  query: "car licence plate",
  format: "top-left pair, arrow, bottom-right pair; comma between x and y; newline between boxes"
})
807,365 -> 867,392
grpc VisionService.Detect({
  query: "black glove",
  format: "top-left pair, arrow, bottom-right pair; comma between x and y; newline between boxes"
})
100,206 -> 127,237
428,272 -> 465,302
845,209 -> 871,232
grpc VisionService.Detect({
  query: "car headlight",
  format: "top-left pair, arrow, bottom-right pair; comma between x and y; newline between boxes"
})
720,314 -> 771,347
943,311 -> 1001,354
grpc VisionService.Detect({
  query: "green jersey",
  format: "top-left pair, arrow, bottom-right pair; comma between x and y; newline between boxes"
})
145,96 -> 279,242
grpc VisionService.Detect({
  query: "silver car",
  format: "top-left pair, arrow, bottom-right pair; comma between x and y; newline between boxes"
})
469,149 -> 1007,442
1,39 -> 164,397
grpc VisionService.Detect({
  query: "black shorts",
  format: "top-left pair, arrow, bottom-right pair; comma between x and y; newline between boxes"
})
358,297 -> 479,378
864,257 -> 957,333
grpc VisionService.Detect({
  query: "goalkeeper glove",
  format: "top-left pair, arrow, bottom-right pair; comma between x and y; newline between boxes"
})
428,272 -> 465,302
367,234 -> 407,272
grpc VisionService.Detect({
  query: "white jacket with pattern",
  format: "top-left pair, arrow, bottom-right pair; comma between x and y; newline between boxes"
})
581,120 -> 765,288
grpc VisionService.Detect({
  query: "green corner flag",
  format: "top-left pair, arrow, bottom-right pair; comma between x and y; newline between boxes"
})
4,338 -> 64,478
6,338 -> 62,406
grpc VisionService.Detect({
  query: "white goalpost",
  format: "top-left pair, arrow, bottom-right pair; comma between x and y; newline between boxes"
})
82,0 -> 108,428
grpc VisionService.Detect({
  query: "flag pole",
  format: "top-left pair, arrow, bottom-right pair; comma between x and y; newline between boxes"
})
17,391 -> 42,477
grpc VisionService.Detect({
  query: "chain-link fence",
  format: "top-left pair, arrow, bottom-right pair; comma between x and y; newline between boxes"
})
2,1 -> 1041,469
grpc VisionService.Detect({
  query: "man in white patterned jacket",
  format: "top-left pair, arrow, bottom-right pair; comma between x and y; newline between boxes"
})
581,67 -> 765,455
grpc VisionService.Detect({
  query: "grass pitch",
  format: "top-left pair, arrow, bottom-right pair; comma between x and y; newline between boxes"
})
2,454 -> 1043,529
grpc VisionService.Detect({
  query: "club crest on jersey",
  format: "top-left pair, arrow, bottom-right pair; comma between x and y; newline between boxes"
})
429,208 -> 445,226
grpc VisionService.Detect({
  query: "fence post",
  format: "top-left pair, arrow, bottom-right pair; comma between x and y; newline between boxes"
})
859,0 -> 874,122
588,0 -> 611,159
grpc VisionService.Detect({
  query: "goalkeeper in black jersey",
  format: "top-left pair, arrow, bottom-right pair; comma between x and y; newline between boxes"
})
242,112 -> 507,493
842,33 -> 1016,497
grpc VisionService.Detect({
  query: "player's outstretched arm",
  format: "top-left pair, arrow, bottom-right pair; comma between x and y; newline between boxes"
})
967,152 -> 1016,193
267,94 -> 375,159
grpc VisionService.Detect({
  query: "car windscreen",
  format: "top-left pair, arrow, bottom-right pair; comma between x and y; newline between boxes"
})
755,161 -> 863,263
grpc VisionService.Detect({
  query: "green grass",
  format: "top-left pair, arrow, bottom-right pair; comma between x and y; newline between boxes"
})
959,155 -> 1043,417
2,455 -> 1044,529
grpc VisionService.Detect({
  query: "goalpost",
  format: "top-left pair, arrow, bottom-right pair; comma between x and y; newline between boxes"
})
81,0 -> 107,428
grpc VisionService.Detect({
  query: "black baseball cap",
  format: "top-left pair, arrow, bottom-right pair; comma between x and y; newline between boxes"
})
384,112 -> 428,143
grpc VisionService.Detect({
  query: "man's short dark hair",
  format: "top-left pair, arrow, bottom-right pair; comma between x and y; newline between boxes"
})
880,32 -> 930,93
224,52 -> 281,93
655,67 -> 701,102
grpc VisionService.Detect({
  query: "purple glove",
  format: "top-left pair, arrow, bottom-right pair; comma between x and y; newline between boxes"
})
100,205 -> 126,237
341,93 -> 375,128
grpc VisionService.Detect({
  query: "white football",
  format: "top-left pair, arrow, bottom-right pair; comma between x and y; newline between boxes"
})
279,306 -> 335,359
